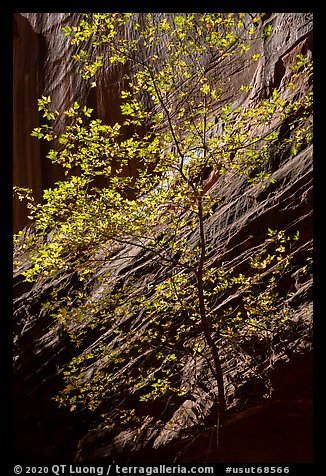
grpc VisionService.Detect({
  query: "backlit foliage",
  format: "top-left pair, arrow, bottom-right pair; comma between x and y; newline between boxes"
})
14,13 -> 312,446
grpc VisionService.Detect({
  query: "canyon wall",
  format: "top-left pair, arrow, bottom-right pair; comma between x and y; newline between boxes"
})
13,13 -> 313,465
14,12 -> 142,231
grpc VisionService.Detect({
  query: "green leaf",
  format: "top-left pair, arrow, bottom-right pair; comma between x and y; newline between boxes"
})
263,24 -> 273,37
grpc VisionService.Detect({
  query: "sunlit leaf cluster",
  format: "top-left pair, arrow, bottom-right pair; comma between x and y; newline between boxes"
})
14,13 -> 313,433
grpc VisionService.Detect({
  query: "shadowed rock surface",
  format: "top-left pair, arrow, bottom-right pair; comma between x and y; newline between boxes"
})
13,13 -> 313,464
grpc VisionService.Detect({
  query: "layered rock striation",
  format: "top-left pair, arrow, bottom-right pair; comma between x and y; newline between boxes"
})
13,13 -> 313,464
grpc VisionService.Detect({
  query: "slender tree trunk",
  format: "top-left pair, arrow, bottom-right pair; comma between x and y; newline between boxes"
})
196,197 -> 226,461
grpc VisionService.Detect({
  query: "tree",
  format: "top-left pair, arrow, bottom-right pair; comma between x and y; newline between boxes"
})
14,13 -> 313,460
